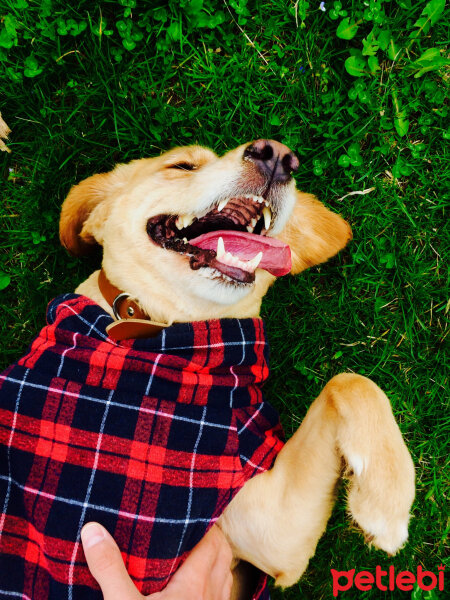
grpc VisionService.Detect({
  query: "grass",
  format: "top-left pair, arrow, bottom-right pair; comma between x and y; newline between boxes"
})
0,1 -> 448,598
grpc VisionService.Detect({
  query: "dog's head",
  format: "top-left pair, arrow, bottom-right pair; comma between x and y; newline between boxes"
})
60,140 -> 351,322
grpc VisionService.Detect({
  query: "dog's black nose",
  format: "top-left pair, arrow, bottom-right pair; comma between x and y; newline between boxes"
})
243,139 -> 299,183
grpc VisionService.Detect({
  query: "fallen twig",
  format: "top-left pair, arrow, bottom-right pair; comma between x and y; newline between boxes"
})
337,187 -> 375,202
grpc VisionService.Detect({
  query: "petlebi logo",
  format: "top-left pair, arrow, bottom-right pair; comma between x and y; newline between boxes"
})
330,565 -> 445,597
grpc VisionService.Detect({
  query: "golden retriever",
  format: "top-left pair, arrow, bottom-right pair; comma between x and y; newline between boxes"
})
58,140 -> 414,595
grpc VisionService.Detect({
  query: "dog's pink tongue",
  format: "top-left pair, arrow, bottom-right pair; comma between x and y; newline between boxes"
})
189,230 -> 291,276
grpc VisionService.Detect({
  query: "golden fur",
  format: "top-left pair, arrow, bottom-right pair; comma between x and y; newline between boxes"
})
60,142 -> 415,596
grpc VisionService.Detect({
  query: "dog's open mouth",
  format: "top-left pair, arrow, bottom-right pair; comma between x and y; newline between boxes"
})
146,195 -> 291,284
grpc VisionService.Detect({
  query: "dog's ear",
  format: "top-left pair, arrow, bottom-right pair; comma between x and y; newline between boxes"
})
59,171 -> 119,255
277,191 -> 352,274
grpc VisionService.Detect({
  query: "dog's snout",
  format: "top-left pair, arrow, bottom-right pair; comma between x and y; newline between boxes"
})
243,139 -> 299,183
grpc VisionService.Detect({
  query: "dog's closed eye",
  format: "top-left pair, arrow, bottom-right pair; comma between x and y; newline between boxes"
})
167,162 -> 197,171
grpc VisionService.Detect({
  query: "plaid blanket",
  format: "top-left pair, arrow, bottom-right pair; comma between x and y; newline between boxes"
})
0,294 -> 283,599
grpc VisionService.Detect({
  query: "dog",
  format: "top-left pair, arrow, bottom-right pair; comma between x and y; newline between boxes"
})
0,140 -> 415,599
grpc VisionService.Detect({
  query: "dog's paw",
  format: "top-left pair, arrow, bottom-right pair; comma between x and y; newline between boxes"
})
328,374 -> 415,556
350,499 -> 410,555
346,443 -> 415,555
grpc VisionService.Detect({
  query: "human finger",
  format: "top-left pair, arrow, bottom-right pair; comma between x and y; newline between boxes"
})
168,525 -> 233,599
81,522 -> 142,600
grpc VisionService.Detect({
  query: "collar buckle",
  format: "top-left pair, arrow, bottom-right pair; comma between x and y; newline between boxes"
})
98,268 -> 169,340
112,292 -> 131,320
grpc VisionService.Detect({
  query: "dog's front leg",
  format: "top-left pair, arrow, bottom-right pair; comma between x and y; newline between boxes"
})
219,373 -> 415,590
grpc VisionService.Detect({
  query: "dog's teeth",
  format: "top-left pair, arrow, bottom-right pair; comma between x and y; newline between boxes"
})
217,200 -> 228,212
183,237 -> 188,243
176,214 -> 195,229
215,245 -> 263,273
246,219 -> 257,233
224,251 -> 238,266
216,236 -> 225,259
246,251 -> 263,271
263,206 -> 271,231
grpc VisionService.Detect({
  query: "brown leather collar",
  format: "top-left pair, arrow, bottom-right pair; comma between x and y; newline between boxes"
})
98,269 -> 168,341
98,268 -> 148,320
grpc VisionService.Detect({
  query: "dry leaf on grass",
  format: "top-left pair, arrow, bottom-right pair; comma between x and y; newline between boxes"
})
0,113 -> 11,153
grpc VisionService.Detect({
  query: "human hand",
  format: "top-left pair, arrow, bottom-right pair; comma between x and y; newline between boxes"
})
81,522 -> 233,600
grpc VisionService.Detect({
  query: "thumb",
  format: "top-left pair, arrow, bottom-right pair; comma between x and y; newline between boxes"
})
81,522 -> 141,600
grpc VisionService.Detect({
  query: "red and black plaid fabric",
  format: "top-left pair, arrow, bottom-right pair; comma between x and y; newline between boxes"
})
0,294 -> 284,599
